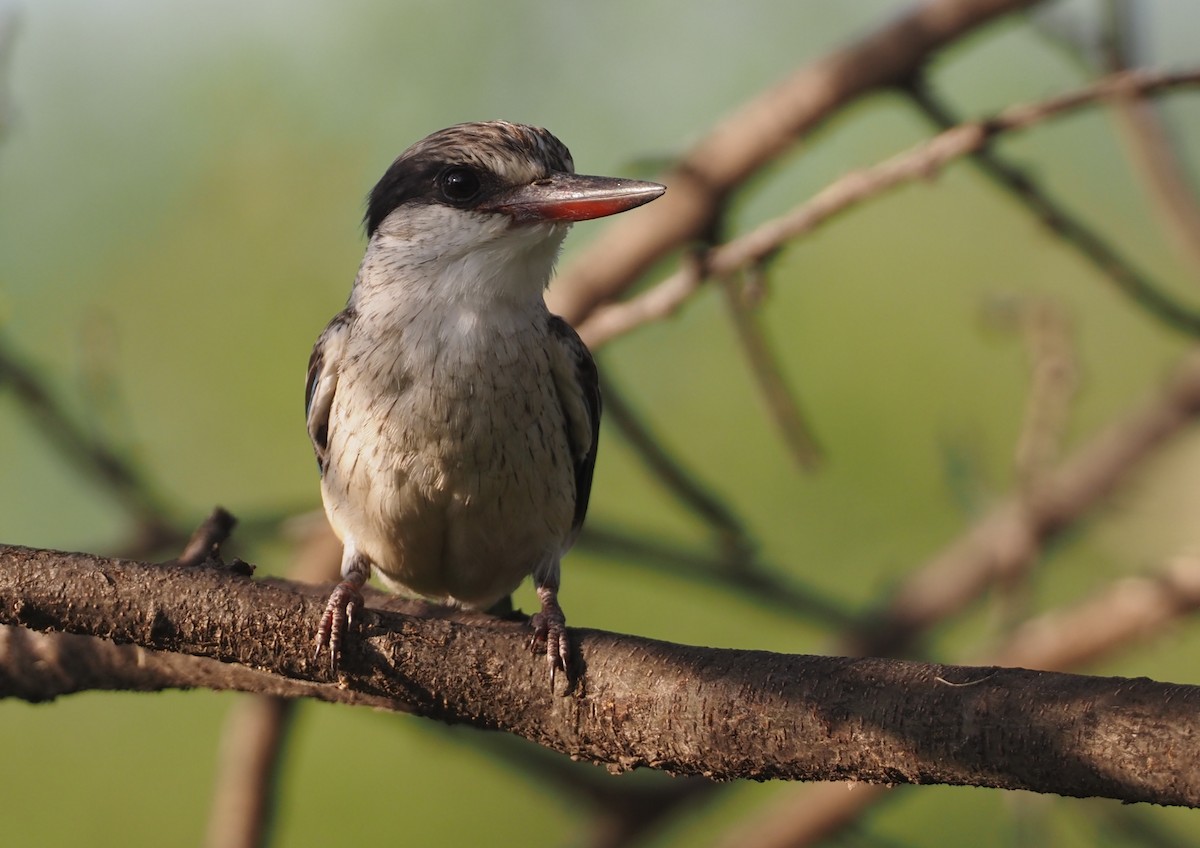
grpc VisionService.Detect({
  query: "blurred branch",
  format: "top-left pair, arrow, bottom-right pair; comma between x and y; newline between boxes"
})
600,374 -> 758,563
717,274 -> 823,470
987,554 -> 1200,671
848,346 -> 1200,657
204,695 -> 293,848
578,523 -> 854,629
713,337 -> 1200,848
1030,0 -> 1200,280
579,67 -> 1200,349
0,8 -> 17,142
0,336 -> 180,551
174,506 -> 238,568
465,732 -> 718,848
552,0 -> 1044,333
3,543 -> 1200,806
1006,298 -> 1080,486
995,296 -> 1080,633
1100,1 -> 1200,279
592,374 -> 847,627
905,71 -> 1200,338
701,344 -> 1200,842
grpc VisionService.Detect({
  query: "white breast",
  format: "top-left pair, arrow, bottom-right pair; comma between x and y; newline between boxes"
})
321,289 -> 576,609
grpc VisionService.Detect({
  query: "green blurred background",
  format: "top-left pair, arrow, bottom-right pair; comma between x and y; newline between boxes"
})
3,0 -> 1200,845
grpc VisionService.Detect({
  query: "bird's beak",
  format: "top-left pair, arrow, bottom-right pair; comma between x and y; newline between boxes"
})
480,174 -> 666,223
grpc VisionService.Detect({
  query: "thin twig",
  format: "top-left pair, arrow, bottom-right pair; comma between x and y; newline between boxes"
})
175,507 -> 238,568
717,275 -> 823,470
0,336 -> 180,551
1100,0 -> 1200,280
906,71 -> 1200,337
599,374 -> 757,564
1007,298 -> 1080,487
578,522 -> 854,629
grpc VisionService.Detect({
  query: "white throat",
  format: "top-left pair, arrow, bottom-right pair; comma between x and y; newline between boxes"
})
351,204 -> 569,324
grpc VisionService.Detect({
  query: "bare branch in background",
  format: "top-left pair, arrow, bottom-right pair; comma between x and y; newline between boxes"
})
1100,0 -> 1200,279
905,71 -> 1200,337
849,346 -> 1200,658
551,0 -> 1044,331
717,275 -> 824,470
992,296 -> 1080,634
581,68 -> 1200,349
987,554 -> 1200,671
0,336 -> 181,552
590,375 -> 850,628
464,733 -> 718,848
578,523 -> 853,628
1029,0 -> 1200,284
203,696 -> 293,848
599,374 -> 757,563
1006,298 -> 1081,486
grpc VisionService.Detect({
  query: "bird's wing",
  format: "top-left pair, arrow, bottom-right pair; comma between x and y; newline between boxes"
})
547,315 -> 601,539
305,310 -> 352,475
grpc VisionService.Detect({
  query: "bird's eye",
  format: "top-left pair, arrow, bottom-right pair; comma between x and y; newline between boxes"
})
438,167 -> 481,203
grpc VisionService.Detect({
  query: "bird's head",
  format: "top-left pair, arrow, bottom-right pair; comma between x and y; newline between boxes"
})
358,121 -> 664,305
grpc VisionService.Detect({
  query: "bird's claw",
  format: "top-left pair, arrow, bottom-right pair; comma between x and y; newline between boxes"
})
528,607 -> 571,689
315,580 -> 364,672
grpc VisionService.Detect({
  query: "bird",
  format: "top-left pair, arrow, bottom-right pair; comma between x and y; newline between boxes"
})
305,120 -> 665,683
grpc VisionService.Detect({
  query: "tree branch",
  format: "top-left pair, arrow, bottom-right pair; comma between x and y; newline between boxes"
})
713,550 -> 1200,848
905,71 -> 1200,338
847,346 -> 1200,657
2,543 -> 1199,806
0,335 -> 180,550
579,67 -> 1200,349
1100,0 -> 1200,281
549,0 -> 1043,331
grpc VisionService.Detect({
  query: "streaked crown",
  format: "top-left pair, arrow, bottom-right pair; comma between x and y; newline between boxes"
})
365,121 -> 575,237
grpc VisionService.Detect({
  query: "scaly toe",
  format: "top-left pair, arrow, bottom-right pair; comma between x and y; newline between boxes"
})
528,610 -> 571,689
315,581 -> 364,672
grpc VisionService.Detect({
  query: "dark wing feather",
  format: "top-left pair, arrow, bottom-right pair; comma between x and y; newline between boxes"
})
305,310 -> 351,475
547,315 -> 601,537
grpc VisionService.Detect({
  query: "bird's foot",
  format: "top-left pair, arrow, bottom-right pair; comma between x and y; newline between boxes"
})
528,587 -> 571,689
315,579 -> 365,672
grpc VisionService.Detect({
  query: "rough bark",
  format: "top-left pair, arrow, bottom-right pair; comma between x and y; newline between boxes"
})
3,543 -> 1199,806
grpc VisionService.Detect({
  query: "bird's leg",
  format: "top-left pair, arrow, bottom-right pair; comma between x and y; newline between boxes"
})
528,563 -> 571,687
315,549 -> 370,671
